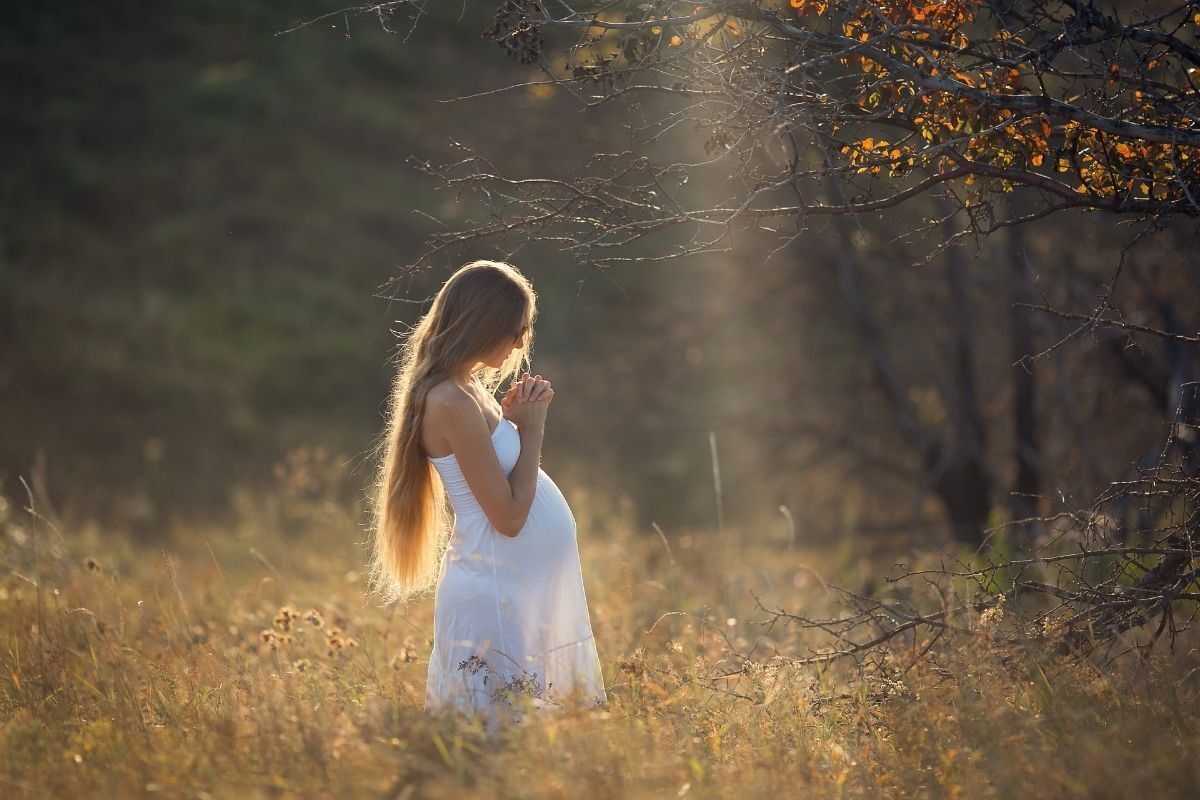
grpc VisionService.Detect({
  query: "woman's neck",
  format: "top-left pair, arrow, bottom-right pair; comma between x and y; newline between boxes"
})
449,365 -> 481,386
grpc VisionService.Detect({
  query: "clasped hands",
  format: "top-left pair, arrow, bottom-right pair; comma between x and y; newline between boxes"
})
501,372 -> 553,429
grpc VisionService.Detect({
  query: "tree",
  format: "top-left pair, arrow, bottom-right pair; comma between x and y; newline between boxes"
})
286,0 -> 1199,534
396,0 -> 1200,266
289,0 -> 1200,649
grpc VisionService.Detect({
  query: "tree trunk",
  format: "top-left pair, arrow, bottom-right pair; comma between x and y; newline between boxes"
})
1006,194 -> 1042,544
826,192 -> 992,546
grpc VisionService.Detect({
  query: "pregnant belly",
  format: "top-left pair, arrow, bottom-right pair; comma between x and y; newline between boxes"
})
510,469 -> 577,553
437,471 -> 580,623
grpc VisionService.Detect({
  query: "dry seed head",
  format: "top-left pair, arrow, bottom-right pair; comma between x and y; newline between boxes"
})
977,598 -> 1005,633
616,646 -> 646,676
273,606 -> 295,632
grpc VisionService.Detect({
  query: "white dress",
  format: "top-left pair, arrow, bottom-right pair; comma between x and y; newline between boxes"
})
423,414 -> 607,728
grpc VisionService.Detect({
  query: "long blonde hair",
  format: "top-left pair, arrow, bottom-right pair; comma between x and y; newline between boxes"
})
368,260 -> 537,605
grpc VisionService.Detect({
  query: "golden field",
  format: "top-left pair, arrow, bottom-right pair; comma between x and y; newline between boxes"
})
2,450 -> 1199,799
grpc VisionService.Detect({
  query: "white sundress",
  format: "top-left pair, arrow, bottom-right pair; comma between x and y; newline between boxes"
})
423,413 -> 607,729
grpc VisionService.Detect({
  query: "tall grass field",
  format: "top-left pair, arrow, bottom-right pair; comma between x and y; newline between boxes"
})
2,452 -> 1198,799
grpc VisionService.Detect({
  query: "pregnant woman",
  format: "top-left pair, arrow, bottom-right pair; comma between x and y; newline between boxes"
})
369,259 -> 607,731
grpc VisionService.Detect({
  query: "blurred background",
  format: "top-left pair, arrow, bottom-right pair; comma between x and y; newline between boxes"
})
2,0 -> 1194,552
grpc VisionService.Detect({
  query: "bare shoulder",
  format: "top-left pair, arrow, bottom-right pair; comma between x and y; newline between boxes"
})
422,380 -> 481,456
426,379 -> 471,409
425,379 -> 482,428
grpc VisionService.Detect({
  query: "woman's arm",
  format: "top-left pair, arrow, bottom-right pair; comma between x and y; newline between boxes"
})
431,386 -> 546,537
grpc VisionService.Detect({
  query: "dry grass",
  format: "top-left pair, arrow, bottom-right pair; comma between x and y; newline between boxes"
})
2,451 -> 1200,799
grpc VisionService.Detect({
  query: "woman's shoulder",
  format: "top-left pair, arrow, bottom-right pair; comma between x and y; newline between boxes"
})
422,379 -> 481,454
426,379 -> 476,417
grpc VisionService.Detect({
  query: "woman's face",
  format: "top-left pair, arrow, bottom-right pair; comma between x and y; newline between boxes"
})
480,320 -> 529,369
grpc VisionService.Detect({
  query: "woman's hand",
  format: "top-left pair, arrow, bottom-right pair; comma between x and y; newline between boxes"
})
501,384 -> 519,413
503,372 -> 553,408
502,372 -> 553,430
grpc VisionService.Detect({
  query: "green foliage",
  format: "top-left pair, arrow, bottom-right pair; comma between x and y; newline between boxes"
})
0,2 -> 503,516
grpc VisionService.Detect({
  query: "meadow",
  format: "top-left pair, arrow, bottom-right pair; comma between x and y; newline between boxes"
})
6,2 -> 1200,797
3,449 -> 1199,800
